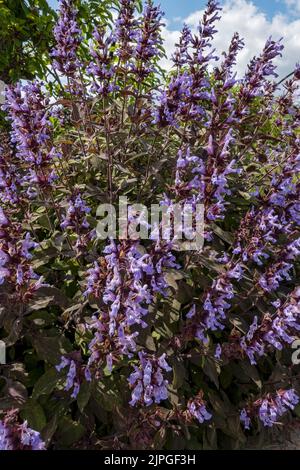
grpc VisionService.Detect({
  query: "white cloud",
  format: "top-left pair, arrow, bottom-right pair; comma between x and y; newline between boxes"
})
172,16 -> 183,23
161,0 -> 300,80
160,27 -> 181,70
285,0 -> 300,14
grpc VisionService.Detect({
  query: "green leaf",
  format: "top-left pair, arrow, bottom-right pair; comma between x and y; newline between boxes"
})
208,390 -> 227,418
28,286 -> 70,311
27,311 -> 56,327
77,381 -> 91,413
203,357 -> 220,389
20,400 -> 46,432
240,360 -> 262,389
220,367 -> 233,389
0,379 -> 27,410
5,362 -> 29,386
31,332 -> 72,365
32,368 -> 59,399
294,404 -> 300,418
41,415 -> 59,447
228,314 -> 249,334
172,359 -> 186,389
55,417 -> 85,447
93,380 -> 123,412
167,383 -> 180,406
26,297 -> 56,312
211,223 -> 234,244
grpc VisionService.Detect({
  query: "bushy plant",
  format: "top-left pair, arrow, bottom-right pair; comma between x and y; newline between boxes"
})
0,0 -> 299,450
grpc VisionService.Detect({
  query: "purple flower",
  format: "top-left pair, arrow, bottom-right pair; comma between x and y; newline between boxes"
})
0,267 -> 9,285
20,422 -> 46,450
114,0 -> 138,61
84,261 -> 102,297
65,360 -> 77,392
239,37 -> 284,105
85,236 -> 180,372
0,209 -> 44,298
172,24 -> 192,67
259,261 -> 293,292
88,27 -> 118,96
3,82 -> 59,196
240,409 -> 251,430
259,389 -> 299,427
51,0 -> 82,76
240,288 -> 300,364
20,233 -> 38,260
241,389 -> 299,429
133,1 -> 164,78
294,63 -> 300,79
189,267 -> 237,341
0,207 -> 9,227
106,353 -> 113,372
0,420 -> 13,450
232,145 -> 299,270
56,355 -> 90,399
61,193 -> 91,231
0,144 -> 22,204
228,263 -> 244,280
187,392 -> 212,424
128,352 -> 171,407
214,343 -> 222,359
0,411 -> 45,450
158,353 -> 172,372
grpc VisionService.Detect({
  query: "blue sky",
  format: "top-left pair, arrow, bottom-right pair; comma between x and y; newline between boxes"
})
160,0 -> 292,28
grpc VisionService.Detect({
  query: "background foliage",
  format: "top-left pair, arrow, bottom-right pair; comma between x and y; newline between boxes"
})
0,0 -> 300,450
